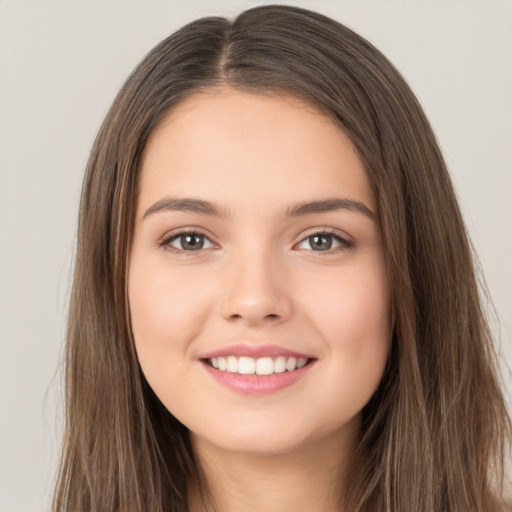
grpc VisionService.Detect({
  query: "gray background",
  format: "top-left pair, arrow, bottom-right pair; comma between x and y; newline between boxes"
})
1,1 -> 511,511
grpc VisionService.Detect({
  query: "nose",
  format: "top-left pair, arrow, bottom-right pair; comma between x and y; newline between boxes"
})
219,247 -> 293,327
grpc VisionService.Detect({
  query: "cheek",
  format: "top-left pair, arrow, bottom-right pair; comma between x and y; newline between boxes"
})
128,256 -> 212,377
304,261 -> 390,338
130,276 -> 193,339
302,262 -> 391,394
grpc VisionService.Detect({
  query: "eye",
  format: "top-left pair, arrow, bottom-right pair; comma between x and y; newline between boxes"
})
296,230 -> 353,253
159,230 -> 215,253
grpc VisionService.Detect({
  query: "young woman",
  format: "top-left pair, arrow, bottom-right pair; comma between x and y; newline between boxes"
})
53,5 -> 511,511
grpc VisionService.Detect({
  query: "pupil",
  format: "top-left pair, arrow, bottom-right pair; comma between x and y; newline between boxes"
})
311,235 -> 332,250
183,234 -> 203,250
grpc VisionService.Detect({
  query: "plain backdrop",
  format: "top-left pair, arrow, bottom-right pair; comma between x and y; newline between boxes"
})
0,1 -> 511,511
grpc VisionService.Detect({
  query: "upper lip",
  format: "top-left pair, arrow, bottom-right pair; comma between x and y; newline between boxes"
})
198,343 -> 314,360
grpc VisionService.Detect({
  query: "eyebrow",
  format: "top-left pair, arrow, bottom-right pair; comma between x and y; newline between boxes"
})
285,198 -> 375,219
143,197 -> 230,219
142,196 -> 375,220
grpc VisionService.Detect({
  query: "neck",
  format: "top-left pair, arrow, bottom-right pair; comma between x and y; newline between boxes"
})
188,420 -> 359,512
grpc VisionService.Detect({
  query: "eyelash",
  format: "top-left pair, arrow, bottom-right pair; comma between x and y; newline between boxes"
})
158,228 -> 354,257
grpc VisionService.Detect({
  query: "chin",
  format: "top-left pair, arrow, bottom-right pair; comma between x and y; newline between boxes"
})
189,412 -> 361,459
192,430 -> 308,457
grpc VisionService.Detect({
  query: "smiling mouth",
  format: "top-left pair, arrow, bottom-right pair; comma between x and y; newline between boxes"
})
205,356 -> 313,376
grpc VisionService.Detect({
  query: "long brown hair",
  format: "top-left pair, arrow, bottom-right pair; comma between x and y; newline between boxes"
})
53,5 -> 511,511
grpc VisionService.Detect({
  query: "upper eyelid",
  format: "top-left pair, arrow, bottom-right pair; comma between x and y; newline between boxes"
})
159,227 -> 215,244
299,226 -> 352,242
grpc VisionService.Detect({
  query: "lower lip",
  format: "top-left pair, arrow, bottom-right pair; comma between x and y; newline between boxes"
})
201,360 -> 315,394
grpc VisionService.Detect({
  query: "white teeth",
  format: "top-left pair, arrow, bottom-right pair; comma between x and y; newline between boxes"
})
274,356 -> 287,373
286,357 -> 297,371
208,355 -> 310,375
256,357 -> 274,375
238,356 -> 256,375
297,357 -> 308,368
226,356 -> 238,373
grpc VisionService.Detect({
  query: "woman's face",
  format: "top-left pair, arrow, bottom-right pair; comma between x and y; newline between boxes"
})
128,88 -> 390,456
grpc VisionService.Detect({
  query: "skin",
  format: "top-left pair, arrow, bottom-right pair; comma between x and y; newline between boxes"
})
128,88 -> 391,511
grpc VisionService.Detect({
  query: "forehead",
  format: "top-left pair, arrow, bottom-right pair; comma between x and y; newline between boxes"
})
138,88 -> 374,215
